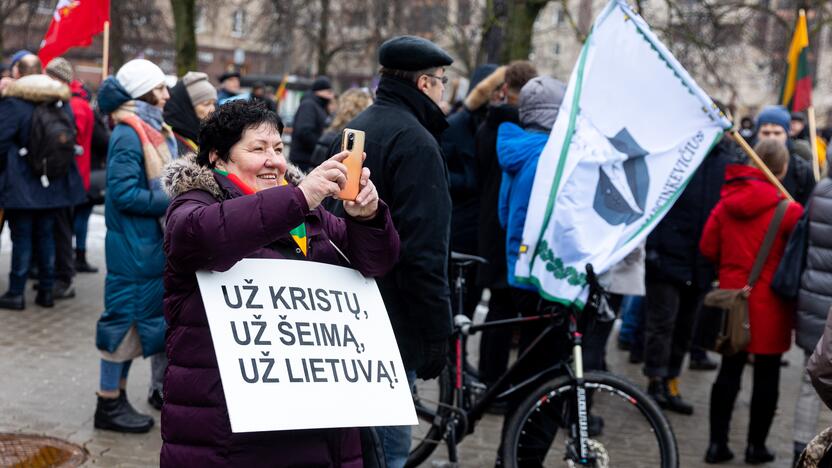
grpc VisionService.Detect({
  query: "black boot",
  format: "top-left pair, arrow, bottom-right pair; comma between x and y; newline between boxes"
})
745,444 -> 775,464
94,392 -> 154,433
148,388 -> 163,410
664,378 -> 694,415
53,280 -> 76,300
75,249 -> 99,273
35,289 -> 54,308
705,442 -> 734,464
647,379 -> 669,407
0,291 -> 24,310
648,378 -> 694,414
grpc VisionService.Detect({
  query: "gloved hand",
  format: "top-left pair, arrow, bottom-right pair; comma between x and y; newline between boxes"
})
416,338 -> 449,380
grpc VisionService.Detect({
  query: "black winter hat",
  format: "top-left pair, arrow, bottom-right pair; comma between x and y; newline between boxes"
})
218,70 -> 240,83
378,35 -> 453,71
312,76 -> 332,91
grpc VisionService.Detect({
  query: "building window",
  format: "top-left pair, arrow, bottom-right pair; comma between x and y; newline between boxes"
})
231,8 -> 246,37
195,6 -> 206,34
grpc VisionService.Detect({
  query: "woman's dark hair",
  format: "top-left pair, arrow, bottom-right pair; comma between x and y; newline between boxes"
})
137,89 -> 160,106
197,99 -> 284,167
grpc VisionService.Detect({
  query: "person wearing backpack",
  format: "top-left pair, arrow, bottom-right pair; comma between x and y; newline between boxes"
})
0,65 -> 85,310
700,139 -> 803,464
43,57 -> 95,298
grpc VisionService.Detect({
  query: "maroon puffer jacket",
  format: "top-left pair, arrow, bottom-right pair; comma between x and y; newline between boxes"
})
160,157 -> 400,467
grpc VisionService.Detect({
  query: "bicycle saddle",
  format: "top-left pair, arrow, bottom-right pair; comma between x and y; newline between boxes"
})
450,252 -> 488,266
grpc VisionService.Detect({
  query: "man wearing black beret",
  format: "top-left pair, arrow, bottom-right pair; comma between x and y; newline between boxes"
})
329,35 -> 453,468
290,76 -> 334,172
217,70 -> 241,103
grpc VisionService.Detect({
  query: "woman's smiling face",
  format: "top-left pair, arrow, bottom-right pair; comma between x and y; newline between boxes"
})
221,123 -> 287,191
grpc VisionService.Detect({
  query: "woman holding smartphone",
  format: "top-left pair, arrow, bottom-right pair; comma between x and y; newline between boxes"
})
160,100 -> 399,466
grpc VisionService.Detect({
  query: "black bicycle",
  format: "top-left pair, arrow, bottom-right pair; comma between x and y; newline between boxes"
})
406,253 -> 678,467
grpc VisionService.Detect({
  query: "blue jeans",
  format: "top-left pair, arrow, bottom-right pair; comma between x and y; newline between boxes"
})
377,370 -> 418,468
100,359 -> 133,391
618,295 -> 644,344
73,203 -> 93,251
7,209 -> 56,294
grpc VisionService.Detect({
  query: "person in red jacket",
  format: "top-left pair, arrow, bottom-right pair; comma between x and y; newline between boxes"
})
700,139 -> 803,465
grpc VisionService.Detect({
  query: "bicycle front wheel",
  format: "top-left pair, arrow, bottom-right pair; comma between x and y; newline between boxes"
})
405,366 -> 454,467
501,371 -> 678,468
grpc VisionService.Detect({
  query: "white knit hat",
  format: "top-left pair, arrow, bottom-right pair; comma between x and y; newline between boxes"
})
116,59 -> 166,99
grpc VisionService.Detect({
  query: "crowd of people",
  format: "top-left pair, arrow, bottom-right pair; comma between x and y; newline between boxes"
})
5,31 -> 832,467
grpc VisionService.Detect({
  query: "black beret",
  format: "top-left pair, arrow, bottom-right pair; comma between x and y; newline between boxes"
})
378,35 -> 453,71
218,70 -> 240,83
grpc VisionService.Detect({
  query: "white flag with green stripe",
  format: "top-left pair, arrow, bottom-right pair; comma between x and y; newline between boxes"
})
514,0 -> 731,306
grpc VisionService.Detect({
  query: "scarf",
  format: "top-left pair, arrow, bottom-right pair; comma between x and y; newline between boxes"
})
213,168 -> 308,256
111,100 -> 175,188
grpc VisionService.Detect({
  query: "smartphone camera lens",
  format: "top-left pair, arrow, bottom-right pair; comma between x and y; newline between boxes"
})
347,133 -> 355,151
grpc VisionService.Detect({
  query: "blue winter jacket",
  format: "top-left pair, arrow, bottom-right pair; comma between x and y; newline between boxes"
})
95,78 -> 171,355
497,122 -> 549,289
0,80 -> 85,209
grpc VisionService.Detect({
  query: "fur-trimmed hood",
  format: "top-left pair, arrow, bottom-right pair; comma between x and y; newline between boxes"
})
2,74 -> 71,102
162,154 -> 306,200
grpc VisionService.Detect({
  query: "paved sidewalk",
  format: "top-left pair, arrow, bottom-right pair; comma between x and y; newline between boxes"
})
0,213 -> 161,467
0,213 -> 830,466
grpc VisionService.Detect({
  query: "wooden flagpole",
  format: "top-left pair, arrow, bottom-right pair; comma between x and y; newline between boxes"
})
808,107 -> 821,181
731,130 -> 795,202
101,21 -> 110,82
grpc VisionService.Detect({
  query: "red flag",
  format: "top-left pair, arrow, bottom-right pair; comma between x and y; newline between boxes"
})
38,0 -> 110,66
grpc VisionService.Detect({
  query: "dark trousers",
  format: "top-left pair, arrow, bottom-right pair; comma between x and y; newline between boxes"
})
478,287 -> 517,384
709,352 -> 781,446
643,279 -> 702,379
73,202 -> 94,251
582,294 -> 623,372
498,295 -> 572,466
54,207 -> 75,284
7,209 -> 56,295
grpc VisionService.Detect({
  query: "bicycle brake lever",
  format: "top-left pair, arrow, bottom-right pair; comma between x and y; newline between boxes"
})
453,314 -> 472,336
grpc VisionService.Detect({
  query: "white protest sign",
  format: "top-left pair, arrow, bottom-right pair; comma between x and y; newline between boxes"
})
196,258 -> 417,433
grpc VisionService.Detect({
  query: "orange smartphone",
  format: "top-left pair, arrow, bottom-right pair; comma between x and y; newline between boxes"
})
339,128 -> 365,201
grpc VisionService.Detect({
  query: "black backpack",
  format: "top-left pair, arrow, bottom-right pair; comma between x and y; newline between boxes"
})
21,100 -> 78,187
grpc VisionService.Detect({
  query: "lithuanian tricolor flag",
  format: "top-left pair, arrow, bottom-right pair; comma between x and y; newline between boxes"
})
275,74 -> 289,104
780,10 -> 812,112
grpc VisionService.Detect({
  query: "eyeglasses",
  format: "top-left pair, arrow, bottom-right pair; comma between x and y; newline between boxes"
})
423,74 -> 448,85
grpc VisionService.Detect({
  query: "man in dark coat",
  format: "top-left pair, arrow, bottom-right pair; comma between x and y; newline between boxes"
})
0,64 -> 85,310
474,60 -> 538,387
442,64 -> 497,254
643,135 -> 737,414
291,76 -> 334,172
441,64 -> 498,318
329,35 -> 453,468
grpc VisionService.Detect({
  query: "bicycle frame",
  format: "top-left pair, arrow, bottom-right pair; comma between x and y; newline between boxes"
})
456,312 -> 570,423
439,307 -> 599,465
433,260 -> 605,465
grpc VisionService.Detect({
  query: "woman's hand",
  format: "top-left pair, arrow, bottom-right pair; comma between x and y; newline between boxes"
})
298,152 -> 348,210
343,166 -> 379,220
